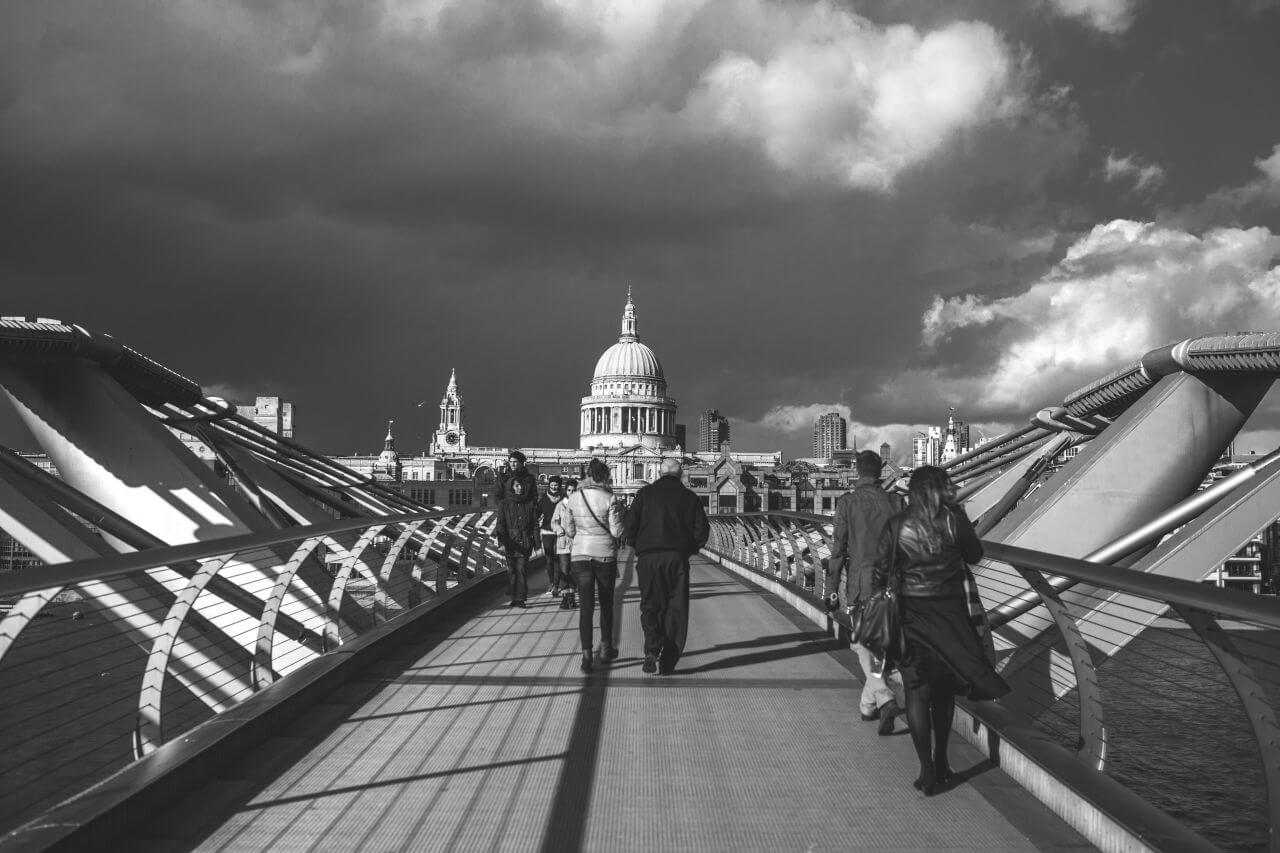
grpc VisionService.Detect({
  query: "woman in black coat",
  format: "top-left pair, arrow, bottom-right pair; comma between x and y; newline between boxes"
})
494,477 -> 539,607
872,465 -> 1009,795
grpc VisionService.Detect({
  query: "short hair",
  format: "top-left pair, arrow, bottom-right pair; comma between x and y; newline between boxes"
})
659,457 -> 682,478
854,450 -> 883,478
563,478 -> 578,488
508,450 -> 527,464
510,478 -> 527,491
547,475 -> 562,486
587,458 -> 610,483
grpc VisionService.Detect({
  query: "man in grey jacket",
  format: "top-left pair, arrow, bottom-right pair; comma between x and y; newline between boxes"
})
825,450 -> 905,734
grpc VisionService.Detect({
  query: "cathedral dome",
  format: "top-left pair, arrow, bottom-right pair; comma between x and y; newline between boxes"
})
590,289 -> 665,381
593,340 -> 664,381
580,289 -> 677,452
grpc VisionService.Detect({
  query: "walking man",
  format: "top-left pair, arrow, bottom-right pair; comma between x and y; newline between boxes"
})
825,450 -> 905,734
537,476 -> 565,596
623,457 -> 709,675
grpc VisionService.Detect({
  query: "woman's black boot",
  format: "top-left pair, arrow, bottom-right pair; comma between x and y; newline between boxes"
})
580,650 -> 593,673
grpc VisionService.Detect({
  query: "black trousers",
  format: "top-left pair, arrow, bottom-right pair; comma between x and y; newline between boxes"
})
541,534 -> 558,586
571,558 -> 617,652
636,550 -> 691,667
505,551 -> 529,603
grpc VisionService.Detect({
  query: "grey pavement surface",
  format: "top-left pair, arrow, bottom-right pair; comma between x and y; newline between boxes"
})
129,553 -> 1094,852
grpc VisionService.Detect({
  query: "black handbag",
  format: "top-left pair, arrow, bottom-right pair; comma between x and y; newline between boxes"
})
851,521 -> 906,662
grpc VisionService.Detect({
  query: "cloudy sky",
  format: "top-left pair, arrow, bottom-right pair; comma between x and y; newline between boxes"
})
3,0 -> 1280,461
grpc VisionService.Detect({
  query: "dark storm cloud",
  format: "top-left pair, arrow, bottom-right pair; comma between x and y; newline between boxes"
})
3,0 -> 1277,461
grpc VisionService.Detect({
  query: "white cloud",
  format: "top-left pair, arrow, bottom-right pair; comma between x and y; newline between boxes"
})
919,219 -> 1280,409
1103,150 -> 1166,193
682,17 -> 1023,189
374,0 -> 1030,191
733,403 -> 934,465
1045,0 -> 1138,34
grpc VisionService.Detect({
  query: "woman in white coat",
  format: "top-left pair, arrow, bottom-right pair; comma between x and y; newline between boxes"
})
561,459 -> 624,672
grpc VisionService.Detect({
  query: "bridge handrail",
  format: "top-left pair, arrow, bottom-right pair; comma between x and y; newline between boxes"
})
0,505 -> 509,840
0,506 -> 487,600
702,510 -> 1280,852
708,510 -> 1280,627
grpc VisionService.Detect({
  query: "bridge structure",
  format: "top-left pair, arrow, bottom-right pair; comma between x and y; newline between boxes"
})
0,318 -> 1278,851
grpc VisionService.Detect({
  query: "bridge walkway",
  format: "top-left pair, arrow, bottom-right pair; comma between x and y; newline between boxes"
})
124,554 -> 1093,852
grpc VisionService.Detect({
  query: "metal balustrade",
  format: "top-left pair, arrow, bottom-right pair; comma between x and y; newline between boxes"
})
0,508 -> 507,838
703,511 -> 1280,852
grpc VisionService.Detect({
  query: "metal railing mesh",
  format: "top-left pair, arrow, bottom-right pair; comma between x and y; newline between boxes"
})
703,512 -> 1280,852
0,509 -> 503,837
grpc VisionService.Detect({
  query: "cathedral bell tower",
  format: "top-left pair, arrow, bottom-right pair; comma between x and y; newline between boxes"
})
431,368 -> 467,455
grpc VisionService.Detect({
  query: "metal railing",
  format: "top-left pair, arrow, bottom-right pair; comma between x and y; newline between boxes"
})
0,507 -> 507,838
703,511 -> 1280,852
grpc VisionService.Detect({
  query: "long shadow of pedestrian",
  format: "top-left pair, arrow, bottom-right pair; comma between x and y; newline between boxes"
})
682,630 -> 827,656
676,635 -> 840,674
609,546 -> 635,652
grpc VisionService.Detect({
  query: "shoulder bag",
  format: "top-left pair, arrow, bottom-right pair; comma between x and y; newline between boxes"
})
851,519 -> 906,663
581,492 -> 621,550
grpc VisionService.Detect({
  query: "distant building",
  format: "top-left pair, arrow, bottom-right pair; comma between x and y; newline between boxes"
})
697,410 -> 730,453
913,426 -> 943,468
429,368 -> 468,455
675,423 -> 687,449
237,396 -> 294,438
939,409 -> 971,464
813,412 -> 847,459
578,289 -> 679,452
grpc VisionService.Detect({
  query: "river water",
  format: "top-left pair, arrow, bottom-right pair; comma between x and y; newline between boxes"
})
1032,625 -> 1274,851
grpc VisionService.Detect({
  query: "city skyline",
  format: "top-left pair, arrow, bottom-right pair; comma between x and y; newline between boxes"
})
3,1 -> 1280,462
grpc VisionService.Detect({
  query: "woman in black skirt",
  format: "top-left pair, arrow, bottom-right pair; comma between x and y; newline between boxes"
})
871,465 -> 1009,795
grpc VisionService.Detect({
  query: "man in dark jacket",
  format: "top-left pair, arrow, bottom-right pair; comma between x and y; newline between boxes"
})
494,450 -> 537,506
623,457 -> 710,674
494,477 -> 538,608
825,450 -> 905,734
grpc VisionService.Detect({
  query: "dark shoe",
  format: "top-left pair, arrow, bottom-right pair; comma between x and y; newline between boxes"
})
913,767 -> 937,796
934,759 -> 953,785
860,708 -> 881,722
658,666 -> 675,675
514,600 -> 527,609
602,646 -> 619,663
877,701 -> 902,736
581,651 -> 593,673
642,655 -> 658,674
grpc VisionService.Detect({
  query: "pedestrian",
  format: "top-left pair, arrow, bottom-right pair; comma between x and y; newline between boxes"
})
494,450 -> 537,503
552,479 -> 579,610
561,459 -> 624,672
494,476 -> 538,608
871,465 -> 1010,796
538,475 -> 565,597
824,450 -> 906,735
623,457 -> 709,675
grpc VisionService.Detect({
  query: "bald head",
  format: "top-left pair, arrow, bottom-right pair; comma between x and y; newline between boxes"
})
659,458 -> 682,478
